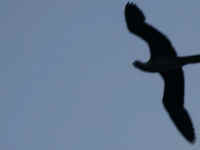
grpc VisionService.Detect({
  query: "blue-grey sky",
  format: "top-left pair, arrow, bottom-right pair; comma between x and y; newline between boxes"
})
2,0 -> 200,149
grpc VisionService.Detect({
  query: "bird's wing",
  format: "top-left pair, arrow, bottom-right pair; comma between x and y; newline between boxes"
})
124,2 -> 177,59
161,69 -> 195,143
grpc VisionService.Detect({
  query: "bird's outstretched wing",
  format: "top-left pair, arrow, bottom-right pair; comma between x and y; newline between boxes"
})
161,69 -> 195,143
124,2 -> 177,59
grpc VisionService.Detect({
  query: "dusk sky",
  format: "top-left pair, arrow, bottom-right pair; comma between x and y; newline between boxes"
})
2,0 -> 200,149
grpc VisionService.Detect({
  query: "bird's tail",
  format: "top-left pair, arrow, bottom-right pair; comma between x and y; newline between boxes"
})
165,107 -> 195,143
125,2 -> 145,32
179,55 -> 200,66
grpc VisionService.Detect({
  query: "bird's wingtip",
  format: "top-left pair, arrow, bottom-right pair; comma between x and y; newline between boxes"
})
188,133 -> 196,144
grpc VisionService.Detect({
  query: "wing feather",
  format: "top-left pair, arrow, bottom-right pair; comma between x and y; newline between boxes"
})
125,2 -> 177,59
161,69 -> 195,143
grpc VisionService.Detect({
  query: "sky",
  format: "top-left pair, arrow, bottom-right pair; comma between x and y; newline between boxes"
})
1,0 -> 200,149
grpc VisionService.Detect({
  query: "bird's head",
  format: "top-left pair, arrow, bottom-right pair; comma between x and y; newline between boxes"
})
132,60 -> 152,72
133,60 -> 144,69
133,60 -> 145,70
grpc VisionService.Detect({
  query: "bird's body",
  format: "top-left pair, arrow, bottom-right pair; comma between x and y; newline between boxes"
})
125,2 -> 200,143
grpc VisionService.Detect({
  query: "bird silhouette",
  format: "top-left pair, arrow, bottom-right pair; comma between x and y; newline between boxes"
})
125,2 -> 200,143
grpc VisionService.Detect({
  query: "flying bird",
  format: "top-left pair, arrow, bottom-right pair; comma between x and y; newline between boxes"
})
125,2 -> 200,143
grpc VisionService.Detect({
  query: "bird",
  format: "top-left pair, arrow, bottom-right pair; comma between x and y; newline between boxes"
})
124,2 -> 200,143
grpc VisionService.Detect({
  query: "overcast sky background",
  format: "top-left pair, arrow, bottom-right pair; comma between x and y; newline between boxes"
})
1,0 -> 200,149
